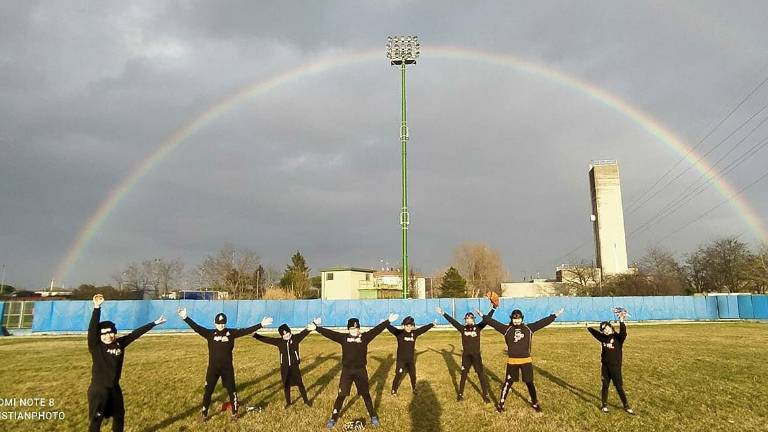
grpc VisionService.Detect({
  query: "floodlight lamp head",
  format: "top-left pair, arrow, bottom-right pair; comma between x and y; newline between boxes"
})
386,35 -> 420,65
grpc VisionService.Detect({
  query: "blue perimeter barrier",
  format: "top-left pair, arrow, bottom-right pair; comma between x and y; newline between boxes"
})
29,295 -> 767,333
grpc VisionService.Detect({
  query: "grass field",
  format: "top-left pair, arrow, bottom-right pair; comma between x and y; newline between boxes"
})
1,322 -> 766,431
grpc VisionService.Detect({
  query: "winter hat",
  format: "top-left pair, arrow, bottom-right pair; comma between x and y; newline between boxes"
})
401,316 -> 415,326
215,313 -> 227,325
98,321 -> 117,334
278,324 -> 291,336
347,318 -> 360,329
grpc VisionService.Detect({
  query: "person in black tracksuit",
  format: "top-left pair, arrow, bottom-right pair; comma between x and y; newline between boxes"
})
87,294 -> 166,432
315,313 -> 398,429
481,307 -> 563,412
435,305 -> 495,403
587,314 -> 634,415
178,308 -> 272,421
387,316 -> 435,395
253,322 -> 313,408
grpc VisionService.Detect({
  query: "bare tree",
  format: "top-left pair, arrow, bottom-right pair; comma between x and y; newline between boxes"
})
685,237 -> 754,293
453,242 -> 506,297
638,247 -> 688,295
749,243 -> 768,294
558,260 -> 600,296
199,244 -> 261,299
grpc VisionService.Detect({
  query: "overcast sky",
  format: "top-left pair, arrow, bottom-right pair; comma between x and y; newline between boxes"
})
2,1 -> 768,289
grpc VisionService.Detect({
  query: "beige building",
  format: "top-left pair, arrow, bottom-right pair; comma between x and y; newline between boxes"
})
320,268 -> 376,300
501,280 -> 564,297
589,160 -> 629,276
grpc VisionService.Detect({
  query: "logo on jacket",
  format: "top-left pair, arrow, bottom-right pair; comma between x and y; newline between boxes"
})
214,331 -> 231,342
513,329 -> 525,343
106,347 -> 123,356
346,336 -> 362,343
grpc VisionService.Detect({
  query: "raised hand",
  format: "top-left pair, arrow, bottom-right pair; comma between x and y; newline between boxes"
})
93,294 -> 105,309
435,306 -> 444,315
312,317 -> 322,326
554,308 -> 564,317
154,315 -> 167,325
261,316 -> 273,327
473,308 -> 483,317
177,308 -> 188,320
307,321 -> 317,331
432,319 -> 438,326
388,313 -> 399,323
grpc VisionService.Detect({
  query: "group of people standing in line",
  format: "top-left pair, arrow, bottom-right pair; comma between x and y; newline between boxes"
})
86,293 -> 634,431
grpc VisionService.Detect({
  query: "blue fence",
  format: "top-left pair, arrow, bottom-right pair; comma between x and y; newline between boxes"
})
29,295 -> 768,333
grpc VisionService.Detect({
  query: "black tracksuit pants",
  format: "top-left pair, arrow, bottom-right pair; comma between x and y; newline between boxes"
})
202,365 -> 238,415
391,360 -> 417,393
498,363 -> 538,408
459,353 -> 490,398
88,385 -> 124,432
283,366 -> 309,405
331,367 -> 376,420
601,364 -> 629,407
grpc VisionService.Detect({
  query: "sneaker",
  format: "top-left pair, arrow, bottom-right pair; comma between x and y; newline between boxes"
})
624,407 -> 635,415
230,412 -> 238,421
601,405 -> 609,413
412,388 -> 418,395
483,395 -> 491,404
371,416 -> 381,427
325,418 -> 337,429
199,412 -> 209,423
390,390 -> 398,396
304,400 -> 313,407
495,403 -> 505,413
456,394 -> 464,402
531,402 -> 542,412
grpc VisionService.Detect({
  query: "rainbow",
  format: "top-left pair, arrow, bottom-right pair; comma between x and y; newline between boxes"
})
53,45 -> 768,283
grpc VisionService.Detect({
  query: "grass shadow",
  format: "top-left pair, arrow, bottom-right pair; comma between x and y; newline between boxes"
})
246,353 -> 337,407
410,380 -> 442,432
533,365 -> 622,409
430,345 -> 482,399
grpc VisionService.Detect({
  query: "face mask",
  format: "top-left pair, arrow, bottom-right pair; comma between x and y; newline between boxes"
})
100,333 -> 116,344
404,325 -> 414,332
281,332 -> 292,341
602,327 -> 614,335
215,324 -> 225,331
512,318 -> 522,325
349,328 -> 360,337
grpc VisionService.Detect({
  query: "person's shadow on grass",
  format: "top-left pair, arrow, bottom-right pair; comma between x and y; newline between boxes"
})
410,381 -> 442,432
430,345 -> 483,400
533,365 -> 622,409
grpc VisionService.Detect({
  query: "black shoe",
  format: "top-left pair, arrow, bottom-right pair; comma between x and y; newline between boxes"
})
412,388 -> 418,395
456,394 -> 464,402
483,395 -> 491,404
531,402 -> 541,412
304,400 -> 313,407
495,403 -> 505,413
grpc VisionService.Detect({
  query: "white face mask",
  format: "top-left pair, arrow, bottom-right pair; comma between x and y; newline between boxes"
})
512,318 -> 522,325
281,332 -> 292,341
404,325 -> 415,332
602,326 -> 614,335
348,328 -> 360,338
215,323 -> 225,331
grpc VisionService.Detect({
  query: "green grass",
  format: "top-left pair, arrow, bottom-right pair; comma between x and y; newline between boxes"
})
1,323 -> 767,431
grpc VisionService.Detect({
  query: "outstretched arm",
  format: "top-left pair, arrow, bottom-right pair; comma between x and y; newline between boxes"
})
315,326 -> 346,343
413,323 -> 435,337
476,307 -> 496,330
119,319 -> 159,348
442,313 -> 464,332
587,326 -> 606,342
293,328 -> 311,344
231,323 -> 263,338
618,321 -> 627,343
253,332 -> 281,345
362,319 -> 392,343
88,306 -> 101,350
386,323 -> 401,336
528,314 -> 556,332
182,317 -> 212,339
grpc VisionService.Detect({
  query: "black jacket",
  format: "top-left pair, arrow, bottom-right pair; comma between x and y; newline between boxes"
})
183,317 -> 262,367
588,322 -> 627,366
253,329 -> 310,382
316,321 -> 389,369
387,323 -> 434,361
483,314 -> 556,359
443,308 -> 495,355
88,308 -> 156,388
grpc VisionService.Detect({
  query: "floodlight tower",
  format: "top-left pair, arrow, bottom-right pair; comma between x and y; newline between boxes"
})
386,35 -> 420,299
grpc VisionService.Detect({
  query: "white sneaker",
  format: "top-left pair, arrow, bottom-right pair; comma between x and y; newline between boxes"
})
601,406 -> 609,413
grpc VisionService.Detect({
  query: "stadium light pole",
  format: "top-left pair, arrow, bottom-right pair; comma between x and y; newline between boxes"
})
386,35 -> 420,299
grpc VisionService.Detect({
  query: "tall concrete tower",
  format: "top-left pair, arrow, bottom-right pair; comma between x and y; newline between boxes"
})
589,160 -> 629,276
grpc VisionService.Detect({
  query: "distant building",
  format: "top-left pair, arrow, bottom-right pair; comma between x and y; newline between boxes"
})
320,268 -> 426,300
589,160 -> 630,276
501,279 -> 564,297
